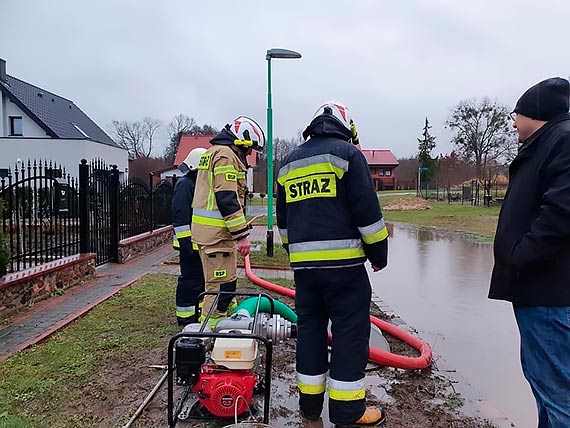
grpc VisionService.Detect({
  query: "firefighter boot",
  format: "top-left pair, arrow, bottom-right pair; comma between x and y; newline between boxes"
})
336,407 -> 386,427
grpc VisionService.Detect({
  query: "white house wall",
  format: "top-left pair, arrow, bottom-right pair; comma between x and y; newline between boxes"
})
247,169 -> 253,192
2,97 -> 47,137
0,138 -> 128,178
160,168 -> 181,181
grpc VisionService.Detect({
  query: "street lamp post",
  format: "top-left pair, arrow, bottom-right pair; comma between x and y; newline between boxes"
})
417,166 -> 428,198
265,48 -> 301,256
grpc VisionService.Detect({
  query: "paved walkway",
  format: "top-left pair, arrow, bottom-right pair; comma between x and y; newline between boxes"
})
248,224 -> 282,244
0,226 -> 291,362
0,244 -> 174,362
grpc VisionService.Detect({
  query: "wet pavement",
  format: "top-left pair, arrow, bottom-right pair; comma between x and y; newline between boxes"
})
370,224 -> 535,428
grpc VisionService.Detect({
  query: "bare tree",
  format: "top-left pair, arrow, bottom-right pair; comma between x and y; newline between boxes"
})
445,98 -> 517,178
274,137 -> 300,163
142,117 -> 162,157
112,118 -> 162,158
164,116 -> 219,162
112,120 -> 146,158
165,114 -> 196,161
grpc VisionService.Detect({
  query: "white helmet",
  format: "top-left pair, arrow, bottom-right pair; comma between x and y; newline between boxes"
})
179,147 -> 207,175
303,101 -> 358,143
226,116 -> 266,152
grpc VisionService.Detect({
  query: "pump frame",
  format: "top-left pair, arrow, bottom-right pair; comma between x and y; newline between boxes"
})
167,291 -> 276,427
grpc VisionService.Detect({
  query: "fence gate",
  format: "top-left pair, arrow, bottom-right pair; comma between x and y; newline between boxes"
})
79,159 -> 119,265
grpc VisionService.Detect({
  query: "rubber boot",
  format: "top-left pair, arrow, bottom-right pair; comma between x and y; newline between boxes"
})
336,407 -> 386,427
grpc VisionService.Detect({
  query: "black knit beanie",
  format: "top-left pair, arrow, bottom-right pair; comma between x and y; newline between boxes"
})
514,77 -> 570,121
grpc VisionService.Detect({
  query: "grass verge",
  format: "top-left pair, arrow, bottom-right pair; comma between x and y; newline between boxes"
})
248,241 -> 290,267
383,200 -> 500,242
0,274 -> 179,428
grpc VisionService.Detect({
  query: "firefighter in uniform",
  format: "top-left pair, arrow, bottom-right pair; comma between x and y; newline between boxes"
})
191,116 -> 265,327
172,148 -> 207,325
276,102 -> 388,427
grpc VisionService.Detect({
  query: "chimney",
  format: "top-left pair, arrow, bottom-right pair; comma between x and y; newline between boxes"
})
0,58 -> 6,83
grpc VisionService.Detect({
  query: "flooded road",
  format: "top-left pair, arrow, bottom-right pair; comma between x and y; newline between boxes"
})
369,224 -> 535,428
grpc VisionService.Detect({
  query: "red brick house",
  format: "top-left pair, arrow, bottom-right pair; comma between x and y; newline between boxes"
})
361,150 -> 399,190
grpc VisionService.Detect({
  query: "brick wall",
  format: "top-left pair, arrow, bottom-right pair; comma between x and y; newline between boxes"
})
0,254 -> 96,318
118,225 -> 173,264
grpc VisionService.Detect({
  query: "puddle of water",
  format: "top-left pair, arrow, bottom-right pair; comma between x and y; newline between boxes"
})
369,224 -> 535,428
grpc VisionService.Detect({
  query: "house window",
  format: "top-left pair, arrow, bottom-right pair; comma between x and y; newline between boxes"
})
385,169 -> 392,176
378,168 -> 384,176
9,116 -> 23,136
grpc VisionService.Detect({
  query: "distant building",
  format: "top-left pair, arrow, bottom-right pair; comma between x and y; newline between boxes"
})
361,149 -> 399,190
0,58 -> 128,177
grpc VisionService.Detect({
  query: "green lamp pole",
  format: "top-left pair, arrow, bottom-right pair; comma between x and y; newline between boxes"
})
265,48 -> 302,256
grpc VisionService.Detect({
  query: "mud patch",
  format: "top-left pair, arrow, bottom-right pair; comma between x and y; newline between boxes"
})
383,197 -> 431,211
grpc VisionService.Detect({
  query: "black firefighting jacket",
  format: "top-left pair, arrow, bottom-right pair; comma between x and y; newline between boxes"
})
276,120 -> 388,270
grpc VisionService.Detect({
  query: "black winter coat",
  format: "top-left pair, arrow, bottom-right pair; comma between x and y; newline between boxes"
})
489,113 -> 570,305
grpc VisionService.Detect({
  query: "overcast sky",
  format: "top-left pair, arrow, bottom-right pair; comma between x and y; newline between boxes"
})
2,0 -> 570,158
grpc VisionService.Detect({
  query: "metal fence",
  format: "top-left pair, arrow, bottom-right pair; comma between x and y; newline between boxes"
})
418,180 -> 508,206
119,176 -> 173,241
0,160 -> 80,272
0,158 -> 174,273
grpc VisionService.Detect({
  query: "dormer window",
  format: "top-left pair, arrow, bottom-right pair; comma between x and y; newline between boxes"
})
9,116 -> 23,136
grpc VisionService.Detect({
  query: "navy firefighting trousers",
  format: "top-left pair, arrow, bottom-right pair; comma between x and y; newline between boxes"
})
294,264 -> 372,425
176,246 -> 205,325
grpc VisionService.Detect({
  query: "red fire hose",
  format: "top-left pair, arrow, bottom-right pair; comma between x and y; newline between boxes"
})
244,256 -> 432,370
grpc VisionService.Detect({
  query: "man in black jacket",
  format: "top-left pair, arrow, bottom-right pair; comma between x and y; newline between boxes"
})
490,77 -> 570,428
172,148 -> 206,325
277,102 -> 388,427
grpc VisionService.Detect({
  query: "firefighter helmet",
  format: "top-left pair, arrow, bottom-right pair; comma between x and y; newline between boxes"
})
303,101 -> 359,143
226,116 -> 266,152
179,147 -> 207,175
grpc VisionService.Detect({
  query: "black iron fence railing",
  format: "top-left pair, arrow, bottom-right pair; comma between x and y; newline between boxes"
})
0,159 -> 173,273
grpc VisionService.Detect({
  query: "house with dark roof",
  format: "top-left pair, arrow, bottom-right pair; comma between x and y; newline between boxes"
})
361,149 -> 399,190
0,58 -> 128,176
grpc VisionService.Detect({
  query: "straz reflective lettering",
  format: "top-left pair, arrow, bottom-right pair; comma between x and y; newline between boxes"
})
286,173 -> 336,203
198,152 -> 213,170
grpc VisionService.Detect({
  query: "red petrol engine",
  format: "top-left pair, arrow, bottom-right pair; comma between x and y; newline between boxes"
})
193,365 -> 257,418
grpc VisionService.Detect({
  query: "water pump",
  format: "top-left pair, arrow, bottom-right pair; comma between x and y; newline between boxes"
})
167,292 -> 296,427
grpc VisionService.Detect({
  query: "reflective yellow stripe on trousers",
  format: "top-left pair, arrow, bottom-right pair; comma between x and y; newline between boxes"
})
297,372 -> 326,395
328,377 -> 366,401
174,225 -> 191,239
279,228 -> 288,244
